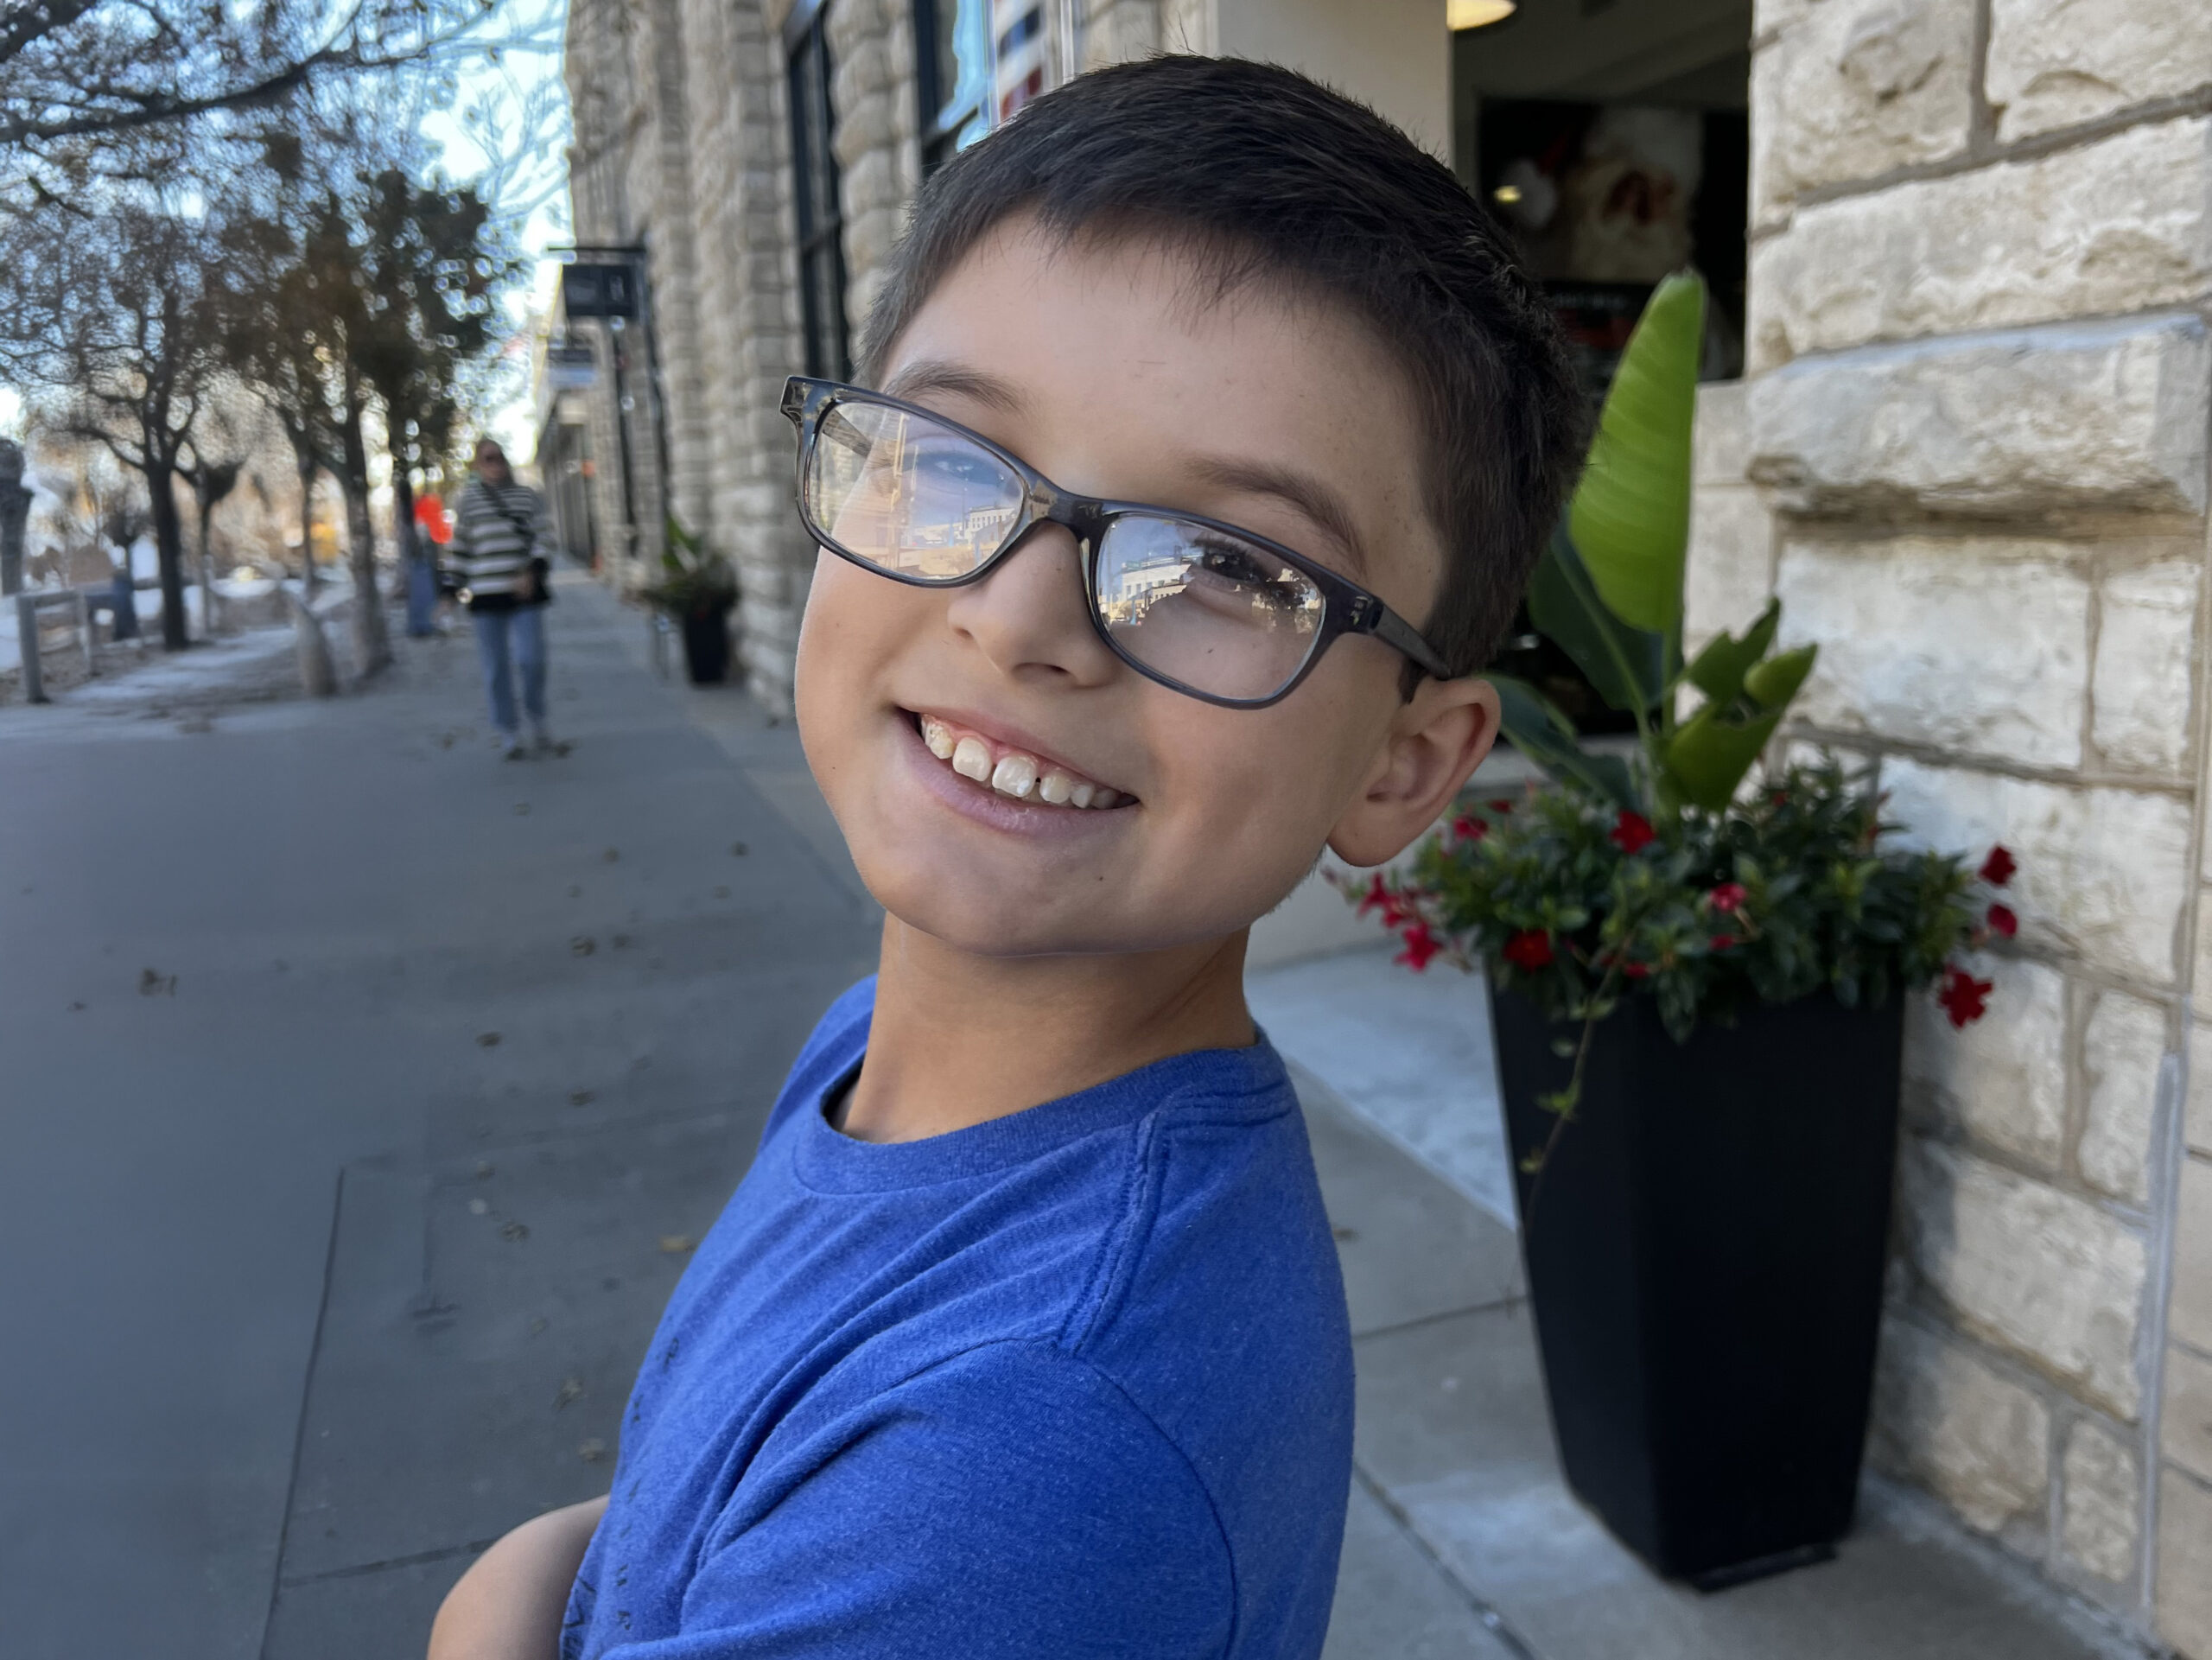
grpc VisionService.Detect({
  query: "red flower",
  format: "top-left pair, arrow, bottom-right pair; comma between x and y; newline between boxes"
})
1709,934 -> 1737,951
1451,813 -> 1488,843
1986,903 -> 2018,938
1502,929 -> 1554,970
1937,965 -> 1993,1028
1357,874 -> 1389,917
1487,798 -> 1516,815
1980,845 -> 2017,887
1610,811 -> 1656,854
1620,960 -> 1651,979
1707,882 -> 1748,913
1395,923 -> 1442,971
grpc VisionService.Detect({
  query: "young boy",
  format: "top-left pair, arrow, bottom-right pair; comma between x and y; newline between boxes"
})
429,54 -> 1580,1660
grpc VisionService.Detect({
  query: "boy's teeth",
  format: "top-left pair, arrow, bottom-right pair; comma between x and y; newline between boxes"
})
989,754 -> 1039,798
950,736 -> 993,782
918,713 -> 1124,809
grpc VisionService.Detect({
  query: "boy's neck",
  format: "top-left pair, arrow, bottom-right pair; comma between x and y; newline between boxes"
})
835,917 -> 1258,1144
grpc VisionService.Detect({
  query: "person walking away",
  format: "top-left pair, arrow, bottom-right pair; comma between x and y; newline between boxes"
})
451,439 -> 556,758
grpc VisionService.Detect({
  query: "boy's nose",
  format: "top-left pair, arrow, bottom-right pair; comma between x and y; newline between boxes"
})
943,523 -> 1122,690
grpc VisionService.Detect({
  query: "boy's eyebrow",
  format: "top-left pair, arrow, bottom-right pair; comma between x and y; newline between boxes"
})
1185,455 -> 1369,577
878,359 -> 1029,414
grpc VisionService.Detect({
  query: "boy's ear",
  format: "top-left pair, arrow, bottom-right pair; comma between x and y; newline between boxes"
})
1326,675 -> 1501,869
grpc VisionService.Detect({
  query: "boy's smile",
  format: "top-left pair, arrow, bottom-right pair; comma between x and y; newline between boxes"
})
795,217 -> 1491,963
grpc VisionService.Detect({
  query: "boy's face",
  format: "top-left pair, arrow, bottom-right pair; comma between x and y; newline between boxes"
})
795,220 -> 1493,959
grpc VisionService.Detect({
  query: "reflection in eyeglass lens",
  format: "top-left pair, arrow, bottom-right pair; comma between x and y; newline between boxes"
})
1097,517 -> 1323,701
810,402 -> 1022,580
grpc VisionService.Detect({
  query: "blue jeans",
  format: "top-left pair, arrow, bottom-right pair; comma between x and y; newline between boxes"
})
473,604 -> 547,735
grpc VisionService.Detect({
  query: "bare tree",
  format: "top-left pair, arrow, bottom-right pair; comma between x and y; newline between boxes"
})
17,198 -> 222,650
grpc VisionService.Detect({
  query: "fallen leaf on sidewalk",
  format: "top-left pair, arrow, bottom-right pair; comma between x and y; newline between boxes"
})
569,1089 -> 595,1106
570,936 -> 596,957
1332,1226 -> 1359,1243
501,1219 -> 530,1242
730,842 -> 748,857
578,1439 -> 607,1463
611,933 -> 632,949
478,1031 -> 502,1047
138,968 -> 176,996
474,1161 -> 495,1179
658,1234 -> 696,1255
554,1377 -> 586,1410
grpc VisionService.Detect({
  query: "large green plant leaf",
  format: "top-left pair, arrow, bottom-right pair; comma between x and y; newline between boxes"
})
1683,600 -> 1780,703
1490,673 -> 1641,811
1566,270 -> 1707,635
1526,527 -> 1666,714
1662,644 -> 1818,811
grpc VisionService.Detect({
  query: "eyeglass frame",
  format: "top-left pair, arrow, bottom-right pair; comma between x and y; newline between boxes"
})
779,374 -> 1453,709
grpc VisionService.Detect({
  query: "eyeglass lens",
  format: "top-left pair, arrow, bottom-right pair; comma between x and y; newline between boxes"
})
805,396 -> 1325,702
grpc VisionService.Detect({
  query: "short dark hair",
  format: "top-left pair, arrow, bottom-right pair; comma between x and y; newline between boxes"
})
859,54 -> 1584,679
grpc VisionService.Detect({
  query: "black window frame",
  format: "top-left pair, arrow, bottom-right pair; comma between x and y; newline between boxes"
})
786,0 -> 851,380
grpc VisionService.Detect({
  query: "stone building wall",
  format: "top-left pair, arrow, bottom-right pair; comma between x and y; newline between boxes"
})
1683,1 -> 2212,1648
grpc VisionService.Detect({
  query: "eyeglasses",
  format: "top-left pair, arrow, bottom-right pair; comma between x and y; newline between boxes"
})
780,376 -> 1450,708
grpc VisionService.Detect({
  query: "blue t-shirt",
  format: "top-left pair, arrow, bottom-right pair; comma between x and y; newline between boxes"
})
561,977 -> 1353,1658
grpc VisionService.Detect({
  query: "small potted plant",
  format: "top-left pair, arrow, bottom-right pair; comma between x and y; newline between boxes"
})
1348,272 -> 2017,1589
645,517 -> 739,684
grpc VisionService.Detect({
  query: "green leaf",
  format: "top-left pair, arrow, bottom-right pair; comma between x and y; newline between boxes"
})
1566,270 -> 1707,634
1745,643 -> 1817,711
1684,599 -> 1780,703
1490,673 -> 1641,811
1663,701 -> 1789,811
1527,527 -> 1666,713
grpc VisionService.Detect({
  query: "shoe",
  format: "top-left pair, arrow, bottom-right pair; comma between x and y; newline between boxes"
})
499,732 -> 528,760
531,726 -> 563,757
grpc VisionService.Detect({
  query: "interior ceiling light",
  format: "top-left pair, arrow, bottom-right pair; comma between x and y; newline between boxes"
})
1449,0 -> 1516,29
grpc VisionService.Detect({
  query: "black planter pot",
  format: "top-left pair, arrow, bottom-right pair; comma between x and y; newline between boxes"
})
1492,987 -> 1905,1588
680,607 -> 731,684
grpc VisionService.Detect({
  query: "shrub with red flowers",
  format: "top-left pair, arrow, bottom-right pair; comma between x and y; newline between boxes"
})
1345,755 -> 2016,1046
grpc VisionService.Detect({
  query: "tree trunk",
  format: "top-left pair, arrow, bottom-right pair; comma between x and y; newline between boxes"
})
339,396 -> 390,677
144,456 -> 189,651
195,489 -> 221,637
295,444 -> 319,599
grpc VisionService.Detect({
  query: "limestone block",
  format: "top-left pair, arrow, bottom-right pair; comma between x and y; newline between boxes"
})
1904,954 -> 2068,1168
2093,559 -> 2200,777
1694,378 -> 1752,487
1775,539 -> 2088,766
1750,0 -> 1974,219
2166,1342 -> 2212,1484
2158,1467 -> 2212,1657
1897,1135 -> 2147,1417
1988,0 -> 2212,143
1749,118 -> 2212,369
1746,314 -> 2212,521
2080,990 -> 2170,1206
2059,1417 -> 2140,1582
1871,1315 -> 2050,1536
1681,488 -> 1773,658
2176,1157 -> 2212,1353
1881,758 -> 2191,985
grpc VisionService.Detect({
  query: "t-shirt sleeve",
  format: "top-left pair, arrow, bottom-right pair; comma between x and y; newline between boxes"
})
604,1342 -> 1234,1658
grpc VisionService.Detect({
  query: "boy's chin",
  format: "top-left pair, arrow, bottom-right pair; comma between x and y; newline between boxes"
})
866,868 -> 1251,963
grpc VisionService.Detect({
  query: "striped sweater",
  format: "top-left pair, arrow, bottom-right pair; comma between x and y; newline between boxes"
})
450,479 -> 553,611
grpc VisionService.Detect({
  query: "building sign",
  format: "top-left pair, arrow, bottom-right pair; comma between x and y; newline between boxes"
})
561,261 -> 639,321
546,343 -> 599,391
